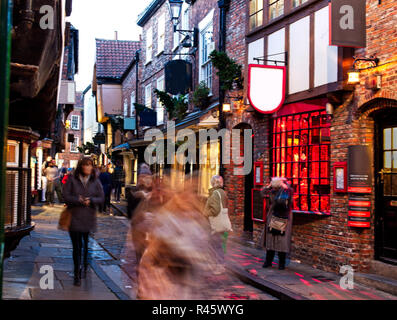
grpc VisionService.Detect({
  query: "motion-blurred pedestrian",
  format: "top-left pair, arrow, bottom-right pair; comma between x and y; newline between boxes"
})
112,161 -> 125,203
44,160 -> 59,206
63,157 -> 104,286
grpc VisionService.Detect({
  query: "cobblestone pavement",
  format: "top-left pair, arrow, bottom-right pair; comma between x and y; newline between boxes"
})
94,208 -> 277,300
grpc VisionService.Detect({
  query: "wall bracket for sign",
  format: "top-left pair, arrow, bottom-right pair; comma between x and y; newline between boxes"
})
253,52 -> 288,66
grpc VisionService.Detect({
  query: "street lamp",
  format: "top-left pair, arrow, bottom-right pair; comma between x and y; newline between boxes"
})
168,0 -> 183,31
347,56 -> 379,85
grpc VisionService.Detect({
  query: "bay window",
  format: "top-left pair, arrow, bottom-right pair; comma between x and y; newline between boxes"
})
271,110 -> 331,214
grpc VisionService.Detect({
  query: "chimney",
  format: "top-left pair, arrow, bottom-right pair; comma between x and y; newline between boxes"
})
114,31 -> 118,40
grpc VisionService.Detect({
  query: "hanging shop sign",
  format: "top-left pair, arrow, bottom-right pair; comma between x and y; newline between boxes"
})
248,64 -> 286,114
329,0 -> 366,48
251,188 -> 267,222
348,145 -> 372,194
333,161 -> 347,193
165,60 -> 193,95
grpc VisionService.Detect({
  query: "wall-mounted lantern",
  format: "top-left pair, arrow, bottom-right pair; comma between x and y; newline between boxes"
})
347,56 -> 380,85
222,103 -> 231,113
167,0 -> 183,31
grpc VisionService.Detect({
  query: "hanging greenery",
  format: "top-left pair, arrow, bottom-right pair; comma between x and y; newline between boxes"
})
209,50 -> 243,91
192,81 -> 211,110
154,89 -> 188,121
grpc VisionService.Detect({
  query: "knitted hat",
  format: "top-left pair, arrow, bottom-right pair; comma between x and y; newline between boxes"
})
138,163 -> 152,176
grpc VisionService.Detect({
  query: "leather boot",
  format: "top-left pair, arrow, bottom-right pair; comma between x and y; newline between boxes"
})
263,250 -> 275,268
73,270 -> 81,286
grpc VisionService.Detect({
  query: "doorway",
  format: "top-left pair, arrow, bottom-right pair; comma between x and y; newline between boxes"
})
375,111 -> 397,264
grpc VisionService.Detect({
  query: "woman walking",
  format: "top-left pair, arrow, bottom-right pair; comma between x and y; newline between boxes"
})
63,157 -> 104,286
261,177 -> 293,270
205,175 -> 231,274
99,166 -> 112,213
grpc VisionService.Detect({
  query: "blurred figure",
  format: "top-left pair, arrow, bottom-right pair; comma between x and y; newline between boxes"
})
127,163 -> 152,220
112,161 -> 125,203
261,177 -> 293,270
62,168 -> 73,185
99,166 -> 112,213
44,160 -> 59,206
63,157 -> 104,286
204,175 -> 230,275
136,178 -> 214,300
41,156 -> 52,202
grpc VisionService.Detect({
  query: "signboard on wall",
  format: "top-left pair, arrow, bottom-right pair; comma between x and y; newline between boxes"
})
348,145 -> 372,228
165,60 -> 193,95
251,189 -> 266,222
329,0 -> 366,48
348,145 -> 372,194
248,64 -> 286,114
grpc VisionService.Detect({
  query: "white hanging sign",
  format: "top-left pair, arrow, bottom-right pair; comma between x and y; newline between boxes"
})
248,64 -> 286,114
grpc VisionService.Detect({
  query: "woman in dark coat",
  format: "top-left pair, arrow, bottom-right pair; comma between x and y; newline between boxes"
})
261,177 -> 293,270
63,157 -> 104,286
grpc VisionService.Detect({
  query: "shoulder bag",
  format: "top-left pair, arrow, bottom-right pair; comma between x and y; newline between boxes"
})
209,190 -> 233,234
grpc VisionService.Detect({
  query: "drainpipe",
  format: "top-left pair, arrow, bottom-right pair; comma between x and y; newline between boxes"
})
218,0 -> 230,178
0,0 -> 13,299
135,50 -> 140,139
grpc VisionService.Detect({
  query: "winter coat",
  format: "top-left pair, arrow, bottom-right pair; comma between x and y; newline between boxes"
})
63,174 -> 104,233
99,172 -> 112,195
204,187 -> 228,218
261,186 -> 293,253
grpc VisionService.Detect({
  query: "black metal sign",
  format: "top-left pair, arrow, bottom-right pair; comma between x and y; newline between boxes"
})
165,60 -> 192,95
348,145 -> 372,194
329,0 -> 366,48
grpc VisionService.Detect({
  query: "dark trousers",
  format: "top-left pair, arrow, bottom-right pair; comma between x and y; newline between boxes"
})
265,250 -> 286,268
114,182 -> 122,201
103,192 -> 111,211
54,179 -> 64,203
69,231 -> 89,276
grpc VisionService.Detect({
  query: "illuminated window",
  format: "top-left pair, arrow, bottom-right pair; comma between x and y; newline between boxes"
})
292,0 -> 308,8
249,0 -> 263,30
271,110 -> 331,213
269,0 -> 284,20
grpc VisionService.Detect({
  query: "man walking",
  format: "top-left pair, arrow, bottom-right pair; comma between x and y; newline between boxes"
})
112,162 -> 125,203
44,160 -> 59,206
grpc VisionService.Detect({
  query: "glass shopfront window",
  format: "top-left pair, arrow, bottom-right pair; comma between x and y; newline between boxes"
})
271,110 -> 331,213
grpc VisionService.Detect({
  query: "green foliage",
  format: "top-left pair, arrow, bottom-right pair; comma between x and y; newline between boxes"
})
192,81 -> 211,110
154,89 -> 188,120
209,50 -> 243,91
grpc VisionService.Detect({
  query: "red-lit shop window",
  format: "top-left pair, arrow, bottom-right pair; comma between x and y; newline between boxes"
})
271,110 -> 331,214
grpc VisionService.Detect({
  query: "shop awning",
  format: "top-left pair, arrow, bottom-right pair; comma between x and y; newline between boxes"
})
112,143 -> 130,152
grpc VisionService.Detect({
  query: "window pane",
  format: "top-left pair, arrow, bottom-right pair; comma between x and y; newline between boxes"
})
393,128 -> 397,149
384,128 -> 392,150
384,151 -> 392,169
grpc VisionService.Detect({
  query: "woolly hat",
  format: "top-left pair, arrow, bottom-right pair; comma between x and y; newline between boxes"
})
138,163 -> 152,176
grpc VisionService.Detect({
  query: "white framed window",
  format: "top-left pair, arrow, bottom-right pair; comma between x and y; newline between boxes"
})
145,84 -> 152,109
157,13 -> 165,55
71,115 -> 79,130
70,137 -> 79,153
293,0 -> 308,8
123,98 -> 128,117
145,27 -> 153,64
199,23 -> 214,93
156,76 -> 165,125
249,0 -> 264,30
181,4 -> 190,34
130,92 -> 136,117
173,22 -> 180,50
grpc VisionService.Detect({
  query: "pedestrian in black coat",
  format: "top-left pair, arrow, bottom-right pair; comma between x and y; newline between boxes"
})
99,166 -> 112,213
63,157 -> 104,286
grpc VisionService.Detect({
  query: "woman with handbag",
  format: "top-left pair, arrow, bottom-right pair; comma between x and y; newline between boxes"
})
261,177 -> 293,270
62,157 -> 104,286
204,175 -> 232,275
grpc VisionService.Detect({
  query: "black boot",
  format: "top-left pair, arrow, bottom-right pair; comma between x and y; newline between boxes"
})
278,252 -> 286,270
263,250 -> 275,268
74,270 -> 81,286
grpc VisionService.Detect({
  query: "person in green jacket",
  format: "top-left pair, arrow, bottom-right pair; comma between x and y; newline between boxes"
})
205,175 -> 230,274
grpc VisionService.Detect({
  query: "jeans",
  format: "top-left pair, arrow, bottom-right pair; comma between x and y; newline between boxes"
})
54,179 -> 64,203
114,182 -> 122,201
69,231 -> 89,276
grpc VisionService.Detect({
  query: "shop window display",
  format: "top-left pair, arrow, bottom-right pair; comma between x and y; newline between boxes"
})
271,110 -> 331,213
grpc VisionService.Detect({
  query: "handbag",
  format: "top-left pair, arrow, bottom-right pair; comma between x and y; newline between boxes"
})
268,215 -> 288,235
58,207 -> 72,231
208,190 -> 233,234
